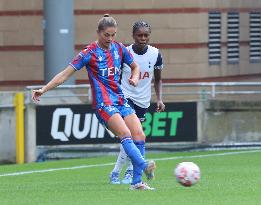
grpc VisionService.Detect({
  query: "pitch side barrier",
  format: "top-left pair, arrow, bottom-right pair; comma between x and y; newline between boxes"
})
23,83 -> 261,162
2,82 -> 261,163
24,84 -> 198,162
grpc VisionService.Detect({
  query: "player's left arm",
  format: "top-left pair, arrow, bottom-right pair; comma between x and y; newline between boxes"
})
154,52 -> 165,112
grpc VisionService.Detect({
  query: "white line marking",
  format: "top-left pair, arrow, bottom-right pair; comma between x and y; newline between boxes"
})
0,149 -> 260,177
0,163 -> 114,177
152,149 -> 261,161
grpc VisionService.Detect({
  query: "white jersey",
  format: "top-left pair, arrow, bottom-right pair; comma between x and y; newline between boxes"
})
121,44 -> 163,108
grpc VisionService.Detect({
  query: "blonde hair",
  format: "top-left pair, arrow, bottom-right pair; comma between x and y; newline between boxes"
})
97,14 -> 117,32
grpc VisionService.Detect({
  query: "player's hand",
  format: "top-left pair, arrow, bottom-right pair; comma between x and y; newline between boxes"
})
156,100 -> 165,112
128,77 -> 138,87
32,89 -> 44,103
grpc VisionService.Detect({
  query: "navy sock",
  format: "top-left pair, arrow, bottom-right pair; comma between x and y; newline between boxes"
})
121,137 -> 146,184
134,140 -> 145,157
132,140 -> 146,185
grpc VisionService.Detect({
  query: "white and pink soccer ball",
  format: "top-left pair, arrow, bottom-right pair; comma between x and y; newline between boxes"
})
174,162 -> 200,187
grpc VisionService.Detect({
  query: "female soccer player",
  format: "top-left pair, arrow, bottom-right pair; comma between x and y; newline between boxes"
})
110,21 -> 165,184
32,15 -> 155,190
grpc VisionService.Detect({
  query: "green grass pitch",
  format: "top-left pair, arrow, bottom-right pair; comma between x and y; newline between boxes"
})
0,149 -> 260,205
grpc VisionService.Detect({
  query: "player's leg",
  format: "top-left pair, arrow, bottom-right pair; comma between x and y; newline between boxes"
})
121,155 -> 133,184
124,113 -> 145,153
96,105 -> 135,184
96,107 -> 148,186
124,101 -> 155,181
106,113 -> 146,168
120,105 -> 146,185
123,113 -> 156,187
107,113 -> 154,189
122,100 -> 149,184
125,99 -> 146,158
96,106 -> 155,190
110,144 -> 128,184
123,113 -> 145,185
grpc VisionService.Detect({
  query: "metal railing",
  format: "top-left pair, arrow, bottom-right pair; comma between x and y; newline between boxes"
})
0,91 -> 17,108
0,81 -> 258,107
161,82 -> 261,98
24,82 -> 261,100
25,84 -> 92,104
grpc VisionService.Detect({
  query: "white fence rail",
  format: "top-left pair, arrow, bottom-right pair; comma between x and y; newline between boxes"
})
162,82 -> 261,98
24,82 -> 261,101
2,81 -> 261,108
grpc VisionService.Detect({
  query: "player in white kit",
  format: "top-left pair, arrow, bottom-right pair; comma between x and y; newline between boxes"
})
110,21 -> 165,184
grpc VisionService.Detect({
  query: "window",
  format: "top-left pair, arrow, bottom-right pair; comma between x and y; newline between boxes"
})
208,12 -> 222,64
227,12 -> 240,63
249,12 -> 261,62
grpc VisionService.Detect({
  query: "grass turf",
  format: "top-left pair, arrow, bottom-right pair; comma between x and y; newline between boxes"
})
0,149 -> 260,205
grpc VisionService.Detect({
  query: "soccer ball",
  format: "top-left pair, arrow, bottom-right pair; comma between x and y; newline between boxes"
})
174,162 -> 200,187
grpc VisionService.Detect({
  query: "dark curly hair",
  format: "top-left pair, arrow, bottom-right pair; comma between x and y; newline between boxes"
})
132,20 -> 151,35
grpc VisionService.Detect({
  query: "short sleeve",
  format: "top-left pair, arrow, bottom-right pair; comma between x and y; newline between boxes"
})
121,44 -> 134,66
155,51 -> 164,69
69,49 -> 91,71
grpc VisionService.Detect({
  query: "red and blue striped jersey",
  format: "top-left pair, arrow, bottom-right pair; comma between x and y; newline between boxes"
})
70,41 -> 134,108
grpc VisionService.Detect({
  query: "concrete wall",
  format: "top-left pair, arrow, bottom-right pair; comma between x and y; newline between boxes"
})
198,101 -> 261,144
0,0 -> 260,88
0,92 -> 16,163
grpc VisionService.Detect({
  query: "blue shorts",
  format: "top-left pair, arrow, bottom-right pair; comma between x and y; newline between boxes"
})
127,98 -> 148,122
95,103 -> 135,127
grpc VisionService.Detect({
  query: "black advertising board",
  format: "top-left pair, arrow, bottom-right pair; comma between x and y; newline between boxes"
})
36,102 -> 197,145
144,102 -> 197,142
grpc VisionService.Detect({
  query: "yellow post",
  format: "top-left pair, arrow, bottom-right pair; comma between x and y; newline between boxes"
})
14,92 -> 25,164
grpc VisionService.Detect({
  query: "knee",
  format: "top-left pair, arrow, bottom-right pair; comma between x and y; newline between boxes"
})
118,130 -> 132,138
132,129 -> 146,140
136,129 -> 145,137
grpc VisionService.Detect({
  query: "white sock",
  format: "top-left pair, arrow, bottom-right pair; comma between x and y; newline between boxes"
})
112,144 -> 128,173
126,157 -> 133,171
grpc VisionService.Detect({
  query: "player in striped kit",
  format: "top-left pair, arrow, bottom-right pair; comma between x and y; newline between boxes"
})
110,21 -> 165,184
32,15 -> 156,190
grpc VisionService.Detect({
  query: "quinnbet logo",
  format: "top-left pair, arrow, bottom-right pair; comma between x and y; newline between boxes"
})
142,112 -> 183,137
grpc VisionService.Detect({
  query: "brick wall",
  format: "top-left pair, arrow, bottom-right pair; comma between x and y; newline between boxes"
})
0,0 -> 260,88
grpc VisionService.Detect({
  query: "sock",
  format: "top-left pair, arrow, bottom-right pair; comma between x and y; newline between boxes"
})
125,141 -> 145,173
134,140 -> 145,157
126,158 -> 133,172
111,144 -> 128,173
132,140 -> 145,184
121,137 -> 146,185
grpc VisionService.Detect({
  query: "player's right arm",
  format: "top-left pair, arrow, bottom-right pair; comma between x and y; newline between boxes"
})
32,47 -> 89,103
120,43 -> 140,87
32,65 -> 76,102
128,61 -> 140,87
